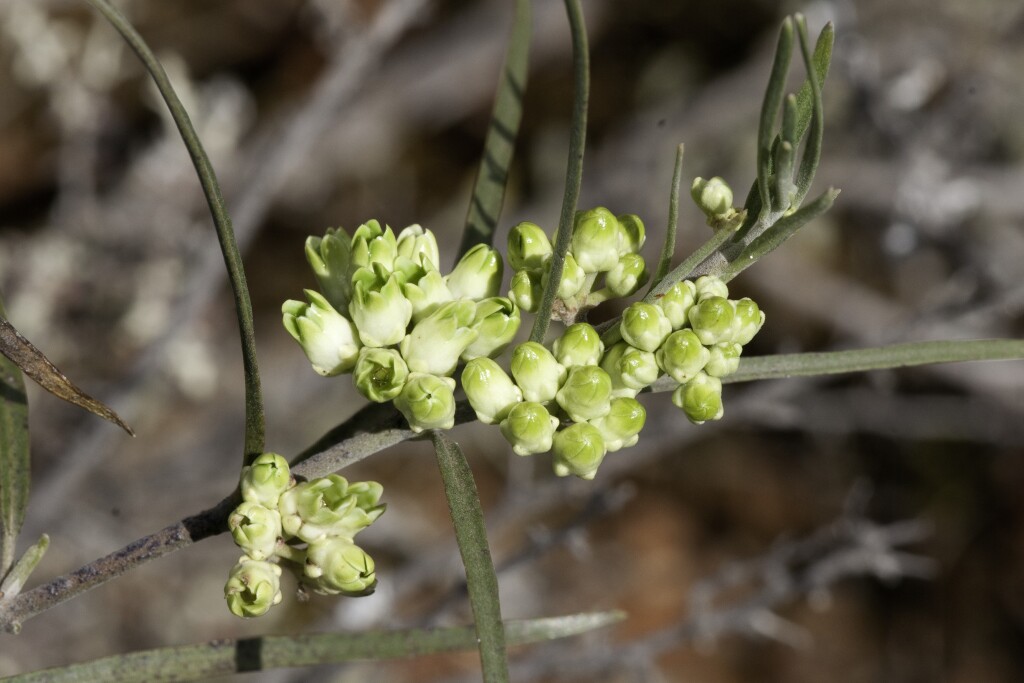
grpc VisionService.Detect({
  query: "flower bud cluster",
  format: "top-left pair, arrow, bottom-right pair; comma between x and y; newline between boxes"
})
284,221 -> 520,433
224,453 -> 385,618
463,322 -> 646,480
507,208 -> 649,320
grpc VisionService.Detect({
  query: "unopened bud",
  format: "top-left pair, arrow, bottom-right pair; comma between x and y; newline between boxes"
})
672,372 -> 724,424
620,302 -> 673,352
499,401 -> 559,456
552,423 -> 607,480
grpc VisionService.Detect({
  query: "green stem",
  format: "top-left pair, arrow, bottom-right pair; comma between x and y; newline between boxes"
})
648,143 -> 684,290
530,0 -> 589,343
86,0 -> 264,460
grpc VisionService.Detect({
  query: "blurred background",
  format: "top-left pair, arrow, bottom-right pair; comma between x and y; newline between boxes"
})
1,0 -> 1023,680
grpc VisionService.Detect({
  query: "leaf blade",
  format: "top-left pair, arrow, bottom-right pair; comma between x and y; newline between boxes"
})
0,309 -> 29,577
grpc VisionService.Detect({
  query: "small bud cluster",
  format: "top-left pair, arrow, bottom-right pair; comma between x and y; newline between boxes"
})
691,177 -> 744,230
224,453 -> 385,618
284,221 -> 519,433
508,208 -> 649,321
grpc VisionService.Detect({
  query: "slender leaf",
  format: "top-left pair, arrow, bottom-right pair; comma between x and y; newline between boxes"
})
0,535 -> 48,609
0,612 -> 624,683
530,0 -> 589,343
0,317 -> 131,437
459,0 -> 531,258
642,226 -> 737,303
86,0 -> 264,460
0,308 -> 29,577
649,143 -> 685,290
791,21 -> 834,147
792,14 -> 825,208
432,431 -> 508,683
755,17 -> 793,220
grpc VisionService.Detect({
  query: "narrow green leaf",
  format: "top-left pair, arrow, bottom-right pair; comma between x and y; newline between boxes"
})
530,0 -> 589,343
756,17 -> 794,221
458,0 -> 531,258
432,431 -> 508,683
791,21 -> 834,147
0,535 -> 48,607
0,317 -> 131,437
86,0 -> 264,460
722,187 -> 839,282
648,143 -> 685,290
0,307 -> 29,577
792,14 -> 825,208
0,612 -> 624,683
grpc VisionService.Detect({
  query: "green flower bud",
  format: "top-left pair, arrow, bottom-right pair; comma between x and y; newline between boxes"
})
618,345 -> 660,391
543,251 -> 587,299
688,296 -> 735,345
401,266 -> 454,323
694,275 -> 729,302
552,322 -> 604,368
571,207 -> 621,273
278,474 -> 385,543
462,357 -> 523,424
400,299 -> 478,376
395,223 -> 440,270
446,244 -> 503,301
604,253 -> 649,298
282,290 -> 361,376
350,220 -> 397,272
305,229 -> 352,311
655,279 -> 697,330
552,423 -> 607,480
507,221 -> 552,271
228,502 -> 282,561
462,297 -> 520,361
510,341 -> 567,404
240,453 -> 292,507
509,269 -> 542,313
349,268 -> 413,347
616,214 -> 646,255
599,341 -> 640,398
394,372 -> 457,433
672,372 -> 724,424
589,396 -> 646,452
730,297 -> 765,346
656,328 -> 710,383
305,539 -> 376,596
353,347 -> 409,402
555,365 -> 613,422
225,558 -> 282,618
704,341 -> 742,377
619,302 -> 672,352
691,177 -> 733,218
499,401 -> 559,456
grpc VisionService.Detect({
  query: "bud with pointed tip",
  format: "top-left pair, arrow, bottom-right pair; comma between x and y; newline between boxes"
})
225,558 -> 283,618
704,341 -> 742,377
499,401 -> 559,456
571,207 -> 621,273
555,365 -> 613,423
552,322 -> 604,368
619,302 -> 673,352
462,297 -> 520,361
305,229 -> 352,311
394,373 -> 457,433
240,453 -> 292,508
401,266 -> 453,323
688,296 -> 735,345
672,371 -> 724,424
694,275 -> 729,302
510,341 -> 567,404
350,220 -> 398,272
462,357 -> 523,424
282,290 -> 361,376
395,224 -> 440,271
604,253 -> 649,298
353,347 -> 409,402
400,300 -> 478,376
655,279 -> 697,330
589,396 -> 646,452
507,221 -> 553,271
446,244 -> 503,301
617,345 -> 660,392
305,539 -> 377,596
616,214 -> 646,256
349,268 -> 413,347
278,474 -> 385,543
691,177 -> 734,218
656,328 -> 710,383
730,298 -> 765,346
228,502 -> 282,561
552,423 -> 607,480
509,269 -> 543,312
